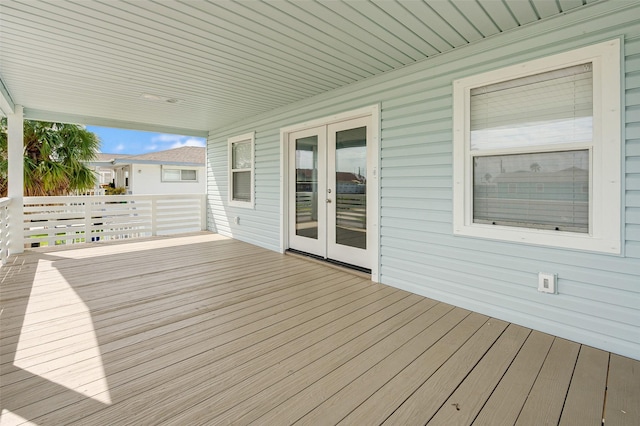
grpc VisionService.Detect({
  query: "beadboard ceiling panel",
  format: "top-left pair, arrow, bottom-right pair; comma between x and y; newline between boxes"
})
0,0 -> 601,135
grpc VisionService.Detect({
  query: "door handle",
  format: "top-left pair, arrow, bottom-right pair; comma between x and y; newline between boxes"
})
326,199 -> 332,203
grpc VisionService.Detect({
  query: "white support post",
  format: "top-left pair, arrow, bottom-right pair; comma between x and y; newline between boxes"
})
7,105 -> 24,254
84,199 -> 92,243
151,197 -> 157,236
1,201 -> 9,264
200,194 -> 207,231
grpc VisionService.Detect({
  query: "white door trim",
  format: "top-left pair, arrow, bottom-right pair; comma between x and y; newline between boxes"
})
279,104 -> 380,282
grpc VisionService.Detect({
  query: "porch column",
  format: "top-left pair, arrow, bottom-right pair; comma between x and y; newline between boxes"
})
7,105 -> 24,254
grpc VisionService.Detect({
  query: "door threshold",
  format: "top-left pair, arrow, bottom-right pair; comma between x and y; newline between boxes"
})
286,249 -> 372,279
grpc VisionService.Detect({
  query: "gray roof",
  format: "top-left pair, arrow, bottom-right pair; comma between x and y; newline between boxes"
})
95,153 -> 132,162
90,147 -> 206,167
122,146 -> 205,165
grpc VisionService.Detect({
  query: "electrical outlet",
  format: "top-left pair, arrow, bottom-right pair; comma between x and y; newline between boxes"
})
234,216 -> 240,225
538,272 -> 557,294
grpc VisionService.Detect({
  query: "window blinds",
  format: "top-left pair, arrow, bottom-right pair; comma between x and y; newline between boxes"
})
470,63 -> 593,151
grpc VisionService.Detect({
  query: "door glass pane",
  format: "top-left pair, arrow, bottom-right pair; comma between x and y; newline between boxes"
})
473,150 -> 589,232
295,136 -> 318,239
335,127 -> 366,249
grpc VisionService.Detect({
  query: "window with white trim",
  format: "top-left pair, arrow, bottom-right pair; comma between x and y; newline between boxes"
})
453,40 -> 621,253
228,132 -> 255,208
162,168 -> 197,182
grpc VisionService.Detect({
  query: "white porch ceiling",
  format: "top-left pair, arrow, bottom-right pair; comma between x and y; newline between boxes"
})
0,0 -> 600,136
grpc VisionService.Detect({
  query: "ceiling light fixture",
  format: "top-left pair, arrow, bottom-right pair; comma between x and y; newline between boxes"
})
140,93 -> 183,104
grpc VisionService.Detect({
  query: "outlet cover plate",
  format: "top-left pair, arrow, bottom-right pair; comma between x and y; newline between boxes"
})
538,272 -> 557,294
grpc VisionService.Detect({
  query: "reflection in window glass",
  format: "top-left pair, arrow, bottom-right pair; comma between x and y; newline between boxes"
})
295,136 -> 319,239
335,126 -> 367,249
232,141 -> 252,169
473,150 -> 589,232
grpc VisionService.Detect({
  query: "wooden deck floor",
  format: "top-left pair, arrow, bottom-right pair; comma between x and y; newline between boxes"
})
1,232 -> 638,426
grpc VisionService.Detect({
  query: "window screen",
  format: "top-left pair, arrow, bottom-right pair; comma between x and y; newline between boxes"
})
473,151 -> 589,232
233,171 -> 251,201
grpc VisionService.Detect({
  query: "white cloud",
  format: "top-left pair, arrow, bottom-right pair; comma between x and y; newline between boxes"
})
151,133 -> 184,143
145,144 -> 159,151
150,133 -> 206,150
114,143 -> 125,152
170,138 -> 205,149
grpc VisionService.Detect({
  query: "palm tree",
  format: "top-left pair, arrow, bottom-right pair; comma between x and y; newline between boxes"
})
530,162 -> 541,173
0,118 -> 100,196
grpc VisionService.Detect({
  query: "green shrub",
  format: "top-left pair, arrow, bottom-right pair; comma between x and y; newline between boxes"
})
105,186 -> 127,195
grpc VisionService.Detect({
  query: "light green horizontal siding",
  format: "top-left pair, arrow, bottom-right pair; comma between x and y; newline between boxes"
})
628,32 -> 640,265
208,1 -> 640,359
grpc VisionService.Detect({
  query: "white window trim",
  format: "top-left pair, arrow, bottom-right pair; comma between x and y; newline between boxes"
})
228,131 -> 255,208
453,39 -> 621,254
161,166 -> 199,182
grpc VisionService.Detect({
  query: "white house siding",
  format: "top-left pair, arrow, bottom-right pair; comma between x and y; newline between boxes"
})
208,1 -> 640,360
130,163 -> 205,195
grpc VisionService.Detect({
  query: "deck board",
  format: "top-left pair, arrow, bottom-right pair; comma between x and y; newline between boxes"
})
293,306 -> 466,425
515,338 -> 580,425
427,324 -> 531,426
0,232 -> 638,425
605,353 -> 640,425
339,312 -> 489,424
254,301 -> 453,425
382,318 -> 510,425
176,295 -> 429,426
558,346 -> 609,426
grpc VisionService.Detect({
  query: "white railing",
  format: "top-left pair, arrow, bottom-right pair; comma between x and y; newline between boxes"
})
72,188 -> 106,196
23,194 -> 206,248
0,197 -> 10,264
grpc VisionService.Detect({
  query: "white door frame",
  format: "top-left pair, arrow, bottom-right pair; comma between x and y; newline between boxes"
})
287,125 -> 327,258
279,104 -> 380,282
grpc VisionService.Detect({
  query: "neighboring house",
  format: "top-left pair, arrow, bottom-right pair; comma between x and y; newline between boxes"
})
87,146 -> 205,195
90,152 -> 132,187
296,169 -> 365,194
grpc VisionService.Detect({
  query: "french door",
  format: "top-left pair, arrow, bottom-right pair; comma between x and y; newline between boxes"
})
288,116 -> 372,269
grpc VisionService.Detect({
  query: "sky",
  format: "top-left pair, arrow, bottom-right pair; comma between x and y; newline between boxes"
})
86,125 -> 206,155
